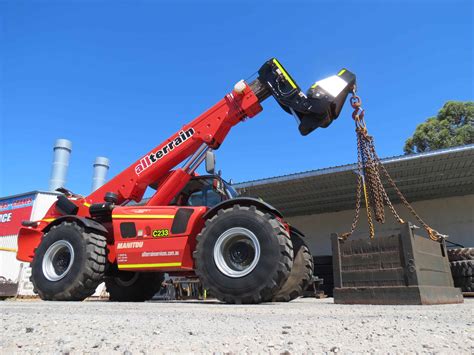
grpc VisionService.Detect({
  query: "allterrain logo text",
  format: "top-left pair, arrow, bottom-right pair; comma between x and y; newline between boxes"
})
135,128 -> 195,175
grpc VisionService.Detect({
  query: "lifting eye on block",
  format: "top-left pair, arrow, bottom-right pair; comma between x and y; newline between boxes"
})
254,58 -> 356,136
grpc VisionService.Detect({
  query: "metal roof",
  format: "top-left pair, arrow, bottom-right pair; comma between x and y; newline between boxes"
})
235,145 -> 474,217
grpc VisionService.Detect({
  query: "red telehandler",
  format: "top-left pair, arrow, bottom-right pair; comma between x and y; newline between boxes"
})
17,59 -> 355,304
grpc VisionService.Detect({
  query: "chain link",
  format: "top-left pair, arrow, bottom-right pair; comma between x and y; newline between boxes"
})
340,88 -> 444,242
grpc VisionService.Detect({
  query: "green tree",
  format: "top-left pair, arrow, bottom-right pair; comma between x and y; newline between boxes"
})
404,101 -> 474,154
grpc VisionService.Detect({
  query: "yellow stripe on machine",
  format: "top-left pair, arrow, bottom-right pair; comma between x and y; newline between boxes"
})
272,59 -> 297,89
83,202 -> 91,207
112,214 -> 174,219
118,262 -> 182,269
0,247 -> 17,253
42,218 -> 55,222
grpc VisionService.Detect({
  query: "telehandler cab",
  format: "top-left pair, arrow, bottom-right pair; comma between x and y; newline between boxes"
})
17,58 -> 356,303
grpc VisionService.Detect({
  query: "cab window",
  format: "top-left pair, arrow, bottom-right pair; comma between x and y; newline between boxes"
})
172,177 -> 227,208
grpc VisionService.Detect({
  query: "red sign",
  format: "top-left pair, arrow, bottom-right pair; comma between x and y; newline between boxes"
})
0,194 -> 35,237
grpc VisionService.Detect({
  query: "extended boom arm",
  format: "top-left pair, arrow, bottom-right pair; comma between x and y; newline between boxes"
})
86,58 -> 356,206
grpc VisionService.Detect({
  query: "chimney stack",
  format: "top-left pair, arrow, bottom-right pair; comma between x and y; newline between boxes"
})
91,157 -> 110,192
49,139 -> 72,191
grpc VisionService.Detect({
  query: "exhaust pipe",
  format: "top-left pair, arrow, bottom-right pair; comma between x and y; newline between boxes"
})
91,157 -> 110,192
49,139 -> 72,191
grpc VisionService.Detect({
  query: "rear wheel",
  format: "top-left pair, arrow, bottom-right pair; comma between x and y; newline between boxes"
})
105,271 -> 164,302
194,205 -> 293,304
273,230 -> 313,302
31,221 -> 106,301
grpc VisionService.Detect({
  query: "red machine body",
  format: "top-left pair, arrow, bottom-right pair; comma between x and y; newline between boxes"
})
110,205 -> 207,272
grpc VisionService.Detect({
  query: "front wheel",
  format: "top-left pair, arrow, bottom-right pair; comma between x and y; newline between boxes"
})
30,221 -> 107,301
194,205 -> 293,304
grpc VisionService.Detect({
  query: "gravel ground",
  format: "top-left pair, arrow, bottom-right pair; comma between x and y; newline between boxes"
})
1,298 -> 472,354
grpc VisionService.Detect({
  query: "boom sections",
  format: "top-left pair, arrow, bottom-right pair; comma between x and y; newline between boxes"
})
85,58 -> 356,206
86,83 -> 263,205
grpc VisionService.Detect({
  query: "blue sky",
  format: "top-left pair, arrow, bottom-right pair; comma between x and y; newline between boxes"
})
1,0 -> 473,197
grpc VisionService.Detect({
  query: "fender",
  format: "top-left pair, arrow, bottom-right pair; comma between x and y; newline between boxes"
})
43,215 -> 108,235
17,216 -> 109,262
17,227 -> 43,262
203,197 -> 283,220
289,225 -> 306,238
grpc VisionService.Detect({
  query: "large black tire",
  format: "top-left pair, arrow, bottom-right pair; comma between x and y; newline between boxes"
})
450,260 -> 473,278
273,231 -> 313,302
450,260 -> 473,292
448,248 -> 473,293
30,222 -> 107,301
194,205 -> 293,304
105,271 -> 164,302
448,248 -> 474,262
457,277 -> 473,292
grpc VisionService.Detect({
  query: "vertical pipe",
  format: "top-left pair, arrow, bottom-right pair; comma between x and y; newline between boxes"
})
49,139 -> 72,191
91,157 -> 110,192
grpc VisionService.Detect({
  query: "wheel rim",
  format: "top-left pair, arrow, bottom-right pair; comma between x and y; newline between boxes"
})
42,240 -> 75,281
213,227 -> 261,278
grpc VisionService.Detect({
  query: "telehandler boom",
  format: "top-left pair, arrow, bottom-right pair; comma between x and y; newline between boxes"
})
17,58 -> 355,303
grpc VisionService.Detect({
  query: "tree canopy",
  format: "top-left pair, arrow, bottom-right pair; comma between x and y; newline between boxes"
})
404,101 -> 474,154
